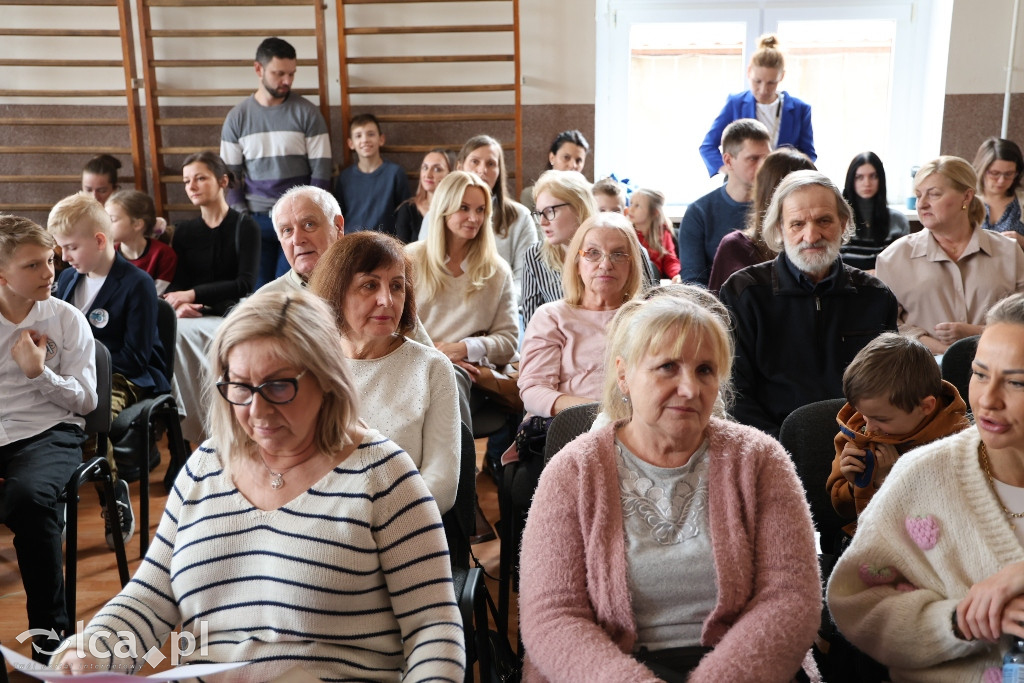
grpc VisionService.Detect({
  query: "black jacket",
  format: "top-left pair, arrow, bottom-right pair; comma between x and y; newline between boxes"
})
719,253 -> 898,437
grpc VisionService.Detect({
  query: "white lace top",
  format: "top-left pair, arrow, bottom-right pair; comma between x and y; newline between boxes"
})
616,438 -> 718,650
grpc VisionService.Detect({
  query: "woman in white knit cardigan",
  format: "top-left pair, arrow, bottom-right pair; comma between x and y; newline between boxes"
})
406,170 -> 518,379
828,292 -> 1024,682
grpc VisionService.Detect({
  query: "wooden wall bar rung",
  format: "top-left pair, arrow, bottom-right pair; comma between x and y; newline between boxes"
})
0,118 -> 129,126
156,117 -> 226,126
386,143 -> 513,154
3,0 -> 113,4
146,0 -> 313,5
159,146 -> 219,154
0,90 -> 130,98
0,146 -> 132,154
348,84 -> 513,94
0,175 -> 136,183
0,29 -> 120,37
376,113 -> 515,123
344,0 -> 506,3
346,24 -> 512,35
347,54 -> 512,64
148,28 -> 314,37
154,88 -> 318,98
0,204 -> 66,211
0,59 -> 125,67
150,58 -> 318,67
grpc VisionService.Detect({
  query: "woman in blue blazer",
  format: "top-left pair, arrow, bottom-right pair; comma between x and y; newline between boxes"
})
700,34 -> 815,176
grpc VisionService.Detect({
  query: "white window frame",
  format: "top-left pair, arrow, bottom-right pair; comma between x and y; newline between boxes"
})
595,0 -> 953,208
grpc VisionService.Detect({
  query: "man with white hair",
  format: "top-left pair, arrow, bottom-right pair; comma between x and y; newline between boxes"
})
260,185 -> 344,294
718,170 -> 898,437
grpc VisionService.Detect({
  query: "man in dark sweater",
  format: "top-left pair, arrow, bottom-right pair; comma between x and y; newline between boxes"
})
719,170 -> 898,437
678,119 -> 770,286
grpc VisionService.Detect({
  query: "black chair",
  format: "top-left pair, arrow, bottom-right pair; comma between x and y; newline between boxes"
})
778,398 -> 848,559
442,423 -> 489,682
941,334 -> 980,411
63,341 -> 130,621
110,298 -> 189,556
497,402 -> 598,642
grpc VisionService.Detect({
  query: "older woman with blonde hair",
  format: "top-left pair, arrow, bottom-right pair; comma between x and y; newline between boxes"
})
876,155 -> 1024,354
521,169 -> 597,325
519,212 -> 643,418
519,294 -> 820,682
310,231 -> 460,513
55,288 -> 464,680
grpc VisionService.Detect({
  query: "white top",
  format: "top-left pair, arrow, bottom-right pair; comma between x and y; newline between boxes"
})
0,297 -> 96,445
346,339 -> 461,514
72,274 -> 105,312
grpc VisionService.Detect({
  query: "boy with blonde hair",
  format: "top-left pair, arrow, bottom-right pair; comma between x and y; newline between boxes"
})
48,192 -> 169,549
827,332 -> 970,536
0,214 -> 97,660
592,177 -> 626,214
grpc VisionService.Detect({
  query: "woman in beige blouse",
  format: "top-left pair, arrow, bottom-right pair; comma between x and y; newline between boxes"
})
875,156 -> 1024,355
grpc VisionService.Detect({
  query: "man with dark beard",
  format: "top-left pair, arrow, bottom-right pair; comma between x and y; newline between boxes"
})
719,170 -> 898,437
221,37 -> 332,289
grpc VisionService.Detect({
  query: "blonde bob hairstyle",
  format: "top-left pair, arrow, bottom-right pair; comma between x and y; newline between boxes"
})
416,170 -> 499,302
207,288 -> 361,464
761,170 -> 855,254
532,169 -> 597,272
602,295 -> 734,423
561,212 -> 644,307
914,156 -> 986,229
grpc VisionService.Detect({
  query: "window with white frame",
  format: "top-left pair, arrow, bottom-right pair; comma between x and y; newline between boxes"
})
594,1 -> 954,213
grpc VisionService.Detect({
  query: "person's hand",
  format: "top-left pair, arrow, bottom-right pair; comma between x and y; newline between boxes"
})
872,442 -> 900,483
933,322 -> 979,346
1000,231 -> 1024,250
1003,595 -> 1024,639
53,646 -> 108,674
175,303 -> 205,319
670,274 -> 682,284
436,341 -> 468,363
12,329 -> 46,379
163,289 -> 195,308
839,443 -> 868,485
957,561 -> 1024,641
453,359 -> 480,382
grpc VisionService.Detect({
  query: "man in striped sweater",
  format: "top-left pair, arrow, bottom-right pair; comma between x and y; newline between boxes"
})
220,37 -> 332,289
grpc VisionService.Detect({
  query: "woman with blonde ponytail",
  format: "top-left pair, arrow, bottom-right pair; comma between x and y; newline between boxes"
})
875,155 -> 1024,354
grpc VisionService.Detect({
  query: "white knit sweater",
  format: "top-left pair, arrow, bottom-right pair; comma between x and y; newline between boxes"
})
70,431 -> 465,682
827,427 -> 1022,682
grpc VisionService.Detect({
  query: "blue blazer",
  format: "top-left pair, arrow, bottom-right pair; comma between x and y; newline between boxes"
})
57,253 -> 170,394
699,90 -> 816,177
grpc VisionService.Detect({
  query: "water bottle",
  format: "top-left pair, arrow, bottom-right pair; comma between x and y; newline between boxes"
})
1005,637 -> 1024,682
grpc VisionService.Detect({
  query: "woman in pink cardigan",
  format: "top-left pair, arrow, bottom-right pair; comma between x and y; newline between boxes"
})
518,295 -> 821,682
518,212 -> 645,418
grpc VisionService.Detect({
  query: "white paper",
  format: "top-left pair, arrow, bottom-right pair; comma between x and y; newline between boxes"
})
1,645 -> 248,681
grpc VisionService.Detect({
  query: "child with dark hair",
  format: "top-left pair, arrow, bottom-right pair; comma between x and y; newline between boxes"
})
106,189 -> 177,294
827,332 -> 970,536
334,113 -> 410,234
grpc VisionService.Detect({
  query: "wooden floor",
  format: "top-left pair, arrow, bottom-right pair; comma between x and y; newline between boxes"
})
0,438 -> 512,681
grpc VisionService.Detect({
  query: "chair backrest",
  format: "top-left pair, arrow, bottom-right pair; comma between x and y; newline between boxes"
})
83,341 -> 113,455
544,402 -> 599,463
156,297 -> 177,384
941,334 -> 980,408
778,398 -> 847,554
443,422 -> 477,572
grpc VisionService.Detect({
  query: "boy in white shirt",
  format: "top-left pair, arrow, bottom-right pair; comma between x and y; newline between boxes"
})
0,214 -> 97,662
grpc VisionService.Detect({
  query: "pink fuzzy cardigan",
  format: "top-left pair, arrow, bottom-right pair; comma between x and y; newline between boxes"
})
518,418 -> 822,682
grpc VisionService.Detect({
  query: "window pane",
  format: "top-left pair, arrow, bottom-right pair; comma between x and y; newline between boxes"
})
628,22 -> 745,206
776,20 -> 897,197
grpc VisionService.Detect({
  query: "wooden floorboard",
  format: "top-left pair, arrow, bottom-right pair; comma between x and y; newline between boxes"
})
1,437 -> 516,681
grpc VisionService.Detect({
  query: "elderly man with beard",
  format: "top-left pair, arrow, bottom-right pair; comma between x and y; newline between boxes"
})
719,170 -> 898,437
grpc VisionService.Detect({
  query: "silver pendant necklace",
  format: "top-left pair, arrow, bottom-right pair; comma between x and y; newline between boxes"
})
258,454 -> 299,490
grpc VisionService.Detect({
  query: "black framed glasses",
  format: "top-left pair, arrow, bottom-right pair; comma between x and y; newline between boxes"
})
216,369 -> 307,406
530,203 -> 571,225
579,248 -> 629,264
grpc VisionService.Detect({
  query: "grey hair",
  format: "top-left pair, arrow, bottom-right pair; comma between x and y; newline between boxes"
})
271,185 -> 343,230
760,169 -> 855,253
987,293 -> 1024,326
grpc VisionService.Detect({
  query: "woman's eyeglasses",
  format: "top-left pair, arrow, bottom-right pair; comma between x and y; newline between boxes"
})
530,203 -> 570,225
217,369 -> 307,406
986,169 -> 1018,181
579,248 -> 629,264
